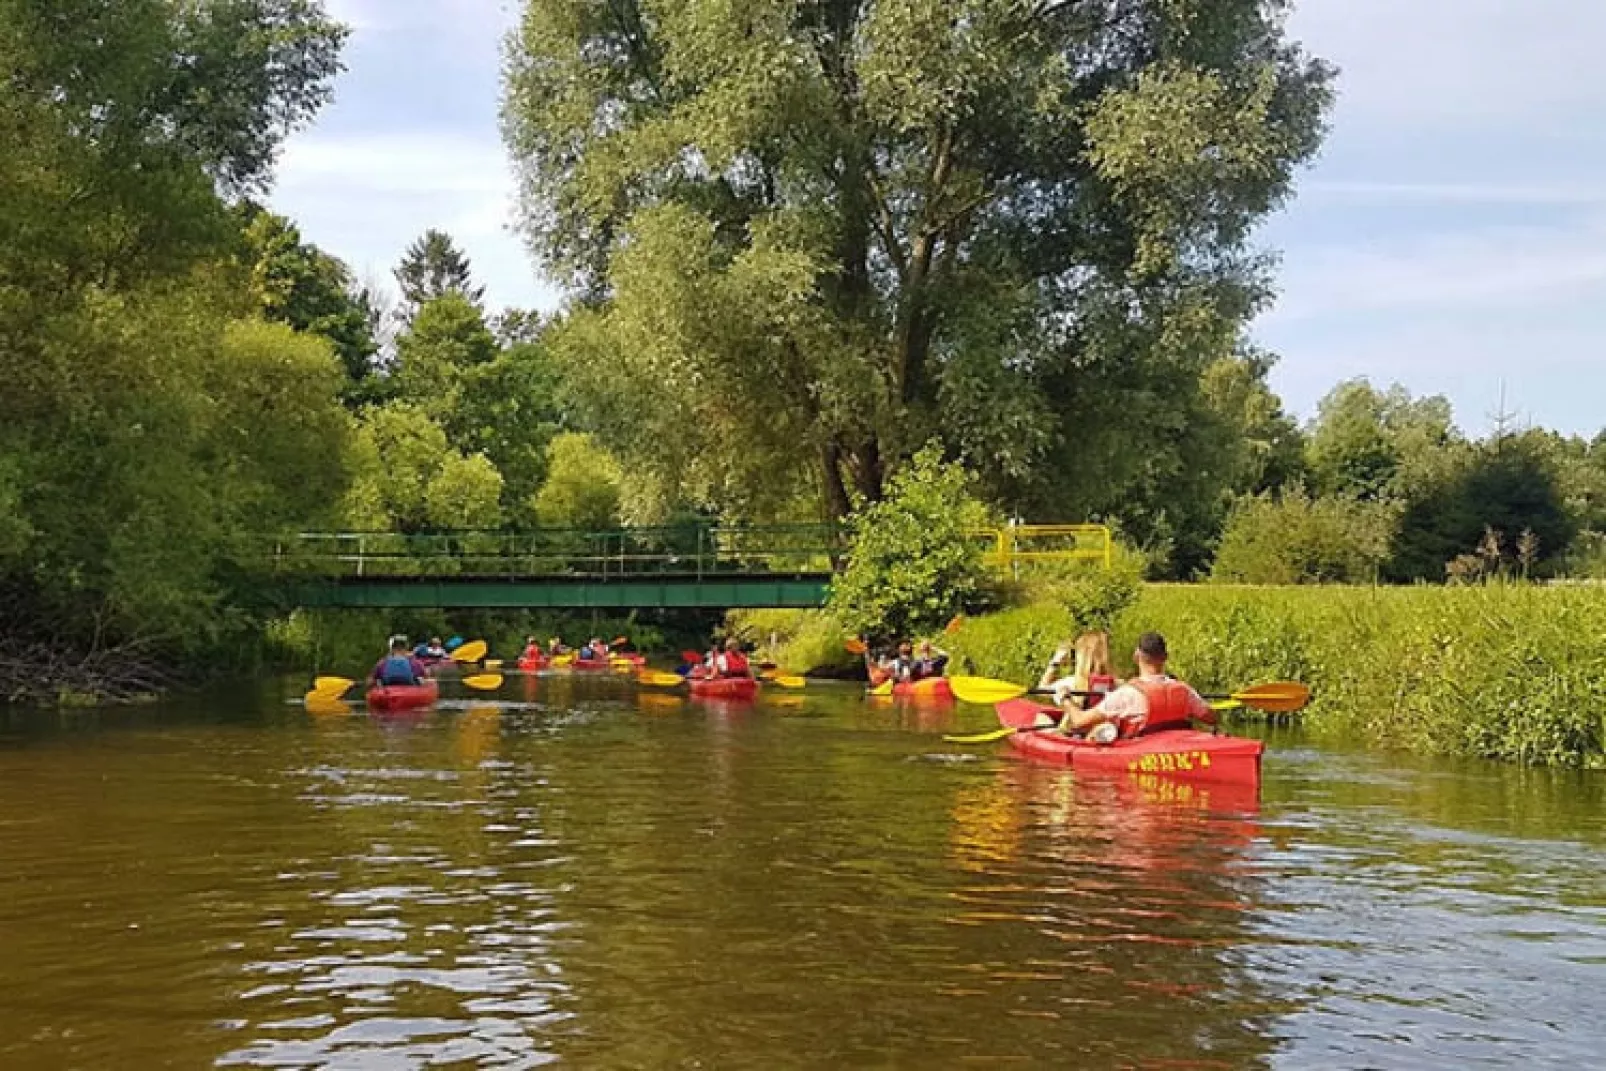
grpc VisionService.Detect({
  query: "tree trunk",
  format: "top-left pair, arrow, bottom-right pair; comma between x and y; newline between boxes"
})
822,441 -> 852,521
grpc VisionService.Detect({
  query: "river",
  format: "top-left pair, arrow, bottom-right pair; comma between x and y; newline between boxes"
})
1,674 -> 1602,1068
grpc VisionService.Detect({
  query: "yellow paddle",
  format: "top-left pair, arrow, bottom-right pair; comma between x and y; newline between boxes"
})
303,691 -> 352,715
451,640 -> 489,664
462,673 -> 504,691
638,670 -> 689,688
943,699 -> 1247,744
947,676 -> 1311,712
868,680 -> 893,697
313,675 -> 354,697
767,674 -> 805,689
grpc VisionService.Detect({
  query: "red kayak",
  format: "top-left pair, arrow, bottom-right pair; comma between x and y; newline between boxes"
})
993,700 -> 1262,785
366,679 -> 440,713
894,677 -> 954,701
689,676 -> 759,700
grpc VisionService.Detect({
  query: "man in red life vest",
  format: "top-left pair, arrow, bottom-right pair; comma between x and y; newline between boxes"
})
1058,631 -> 1214,741
708,637 -> 753,679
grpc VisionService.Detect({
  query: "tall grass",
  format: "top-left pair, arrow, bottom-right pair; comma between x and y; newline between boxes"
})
1125,584 -> 1606,768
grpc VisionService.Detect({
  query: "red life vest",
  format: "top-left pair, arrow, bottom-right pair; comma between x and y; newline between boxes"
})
1126,677 -> 1197,735
720,651 -> 750,678
1085,674 -> 1116,707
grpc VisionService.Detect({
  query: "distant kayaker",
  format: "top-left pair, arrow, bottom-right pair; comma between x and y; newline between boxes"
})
520,635 -> 544,664
547,637 -> 568,656
371,636 -> 428,686
578,637 -> 608,662
1053,632 -> 1213,740
708,638 -> 753,679
911,641 -> 949,680
413,636 -> 448,662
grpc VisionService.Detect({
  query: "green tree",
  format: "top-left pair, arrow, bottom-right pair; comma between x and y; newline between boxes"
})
827,445 -> 995,641
394,229 -> 485,320
533,433 -> 623,530
238,207 -> 378,386
1306,379 -> 1463,501
506,0 -> 1332,522
1388,437 -> 1577,582
0,0 -> 346,657
1211,488 -> 1398,585
392,292 -> 500,413
425,453 -> 505,529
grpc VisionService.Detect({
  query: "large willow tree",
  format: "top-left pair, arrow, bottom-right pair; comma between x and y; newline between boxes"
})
505,0 -> 1330,532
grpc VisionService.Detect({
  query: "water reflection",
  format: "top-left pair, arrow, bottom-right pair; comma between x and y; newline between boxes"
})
0,682 -> 1601,1068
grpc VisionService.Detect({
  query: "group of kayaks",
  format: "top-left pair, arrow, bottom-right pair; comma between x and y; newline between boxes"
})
355,655 -> 1265,793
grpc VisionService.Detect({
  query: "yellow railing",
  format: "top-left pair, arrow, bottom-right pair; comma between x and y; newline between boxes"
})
977,524 -> 1113,572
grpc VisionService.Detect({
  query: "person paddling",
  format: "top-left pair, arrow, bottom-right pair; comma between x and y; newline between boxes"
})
520,635 -> 544,665
1039,631 -> 1116,713
1051,632 -> 1214,740
911,641 -> 949,681
708,638 -> 753,680
371,636 -> 428,687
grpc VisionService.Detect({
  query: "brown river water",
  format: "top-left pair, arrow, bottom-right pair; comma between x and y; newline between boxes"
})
1,674 -> 1602,1069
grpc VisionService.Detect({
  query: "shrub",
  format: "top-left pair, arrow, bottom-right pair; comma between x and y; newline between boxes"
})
827,445 -> 996,641
1123,583 -> 1606,767
1211,488 -> 1397,584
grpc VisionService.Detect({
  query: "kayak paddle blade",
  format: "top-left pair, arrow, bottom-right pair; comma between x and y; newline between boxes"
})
451,640 -> 489,664
769,674 -> 806,689
304,691 -> 352,716
462,673 -> 504,691
844,638 -> 868,656
1231,681 -> 1311,714
313,676 -> 355,698
638,670 -> 689,689
947,676 -> 1031,705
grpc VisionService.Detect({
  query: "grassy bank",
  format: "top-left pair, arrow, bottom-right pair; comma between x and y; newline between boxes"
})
941,584 -> 1606,769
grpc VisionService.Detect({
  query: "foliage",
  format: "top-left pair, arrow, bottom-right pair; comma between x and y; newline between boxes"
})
726,609 -> 858,675
344,403 -> 504,531
1387,437 -> 1576,582
1211,488 -> 1398,584
0,0 -> 347,672
941,602 -> 1074,686
237,207 -> 378,386
827,446 -> 996,640
506,0 -> 1333,526
533,432 -> 623,530
394,229 -> 484,320
1122,584 -> 1606,768
1306,379 -> 1463,501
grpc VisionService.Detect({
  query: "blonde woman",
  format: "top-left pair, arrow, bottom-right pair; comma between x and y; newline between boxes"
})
1038,632 -> 1116,731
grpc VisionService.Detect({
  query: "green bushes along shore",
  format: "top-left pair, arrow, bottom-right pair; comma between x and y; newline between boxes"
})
744,583 -> 1606,770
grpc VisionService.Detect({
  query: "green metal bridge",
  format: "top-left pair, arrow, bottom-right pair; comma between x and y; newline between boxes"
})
267,523 -> 1111,610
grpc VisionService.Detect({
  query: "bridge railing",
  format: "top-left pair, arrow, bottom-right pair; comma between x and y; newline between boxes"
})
270,524 -> 842,580
268,522 -> 1112,581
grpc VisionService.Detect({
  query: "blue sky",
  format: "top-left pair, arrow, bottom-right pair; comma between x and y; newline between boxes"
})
273,0 -> 1606,438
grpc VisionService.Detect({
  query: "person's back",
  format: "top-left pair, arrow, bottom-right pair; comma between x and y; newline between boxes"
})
717,643 -> 751,679
373,638 -> 424,686
1094,634 -> 1213,737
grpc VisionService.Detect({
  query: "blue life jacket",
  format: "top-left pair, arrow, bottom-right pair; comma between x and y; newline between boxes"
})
380,655 -> 420,686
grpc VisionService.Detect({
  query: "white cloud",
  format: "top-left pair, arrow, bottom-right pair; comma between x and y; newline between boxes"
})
1265,216 -> 1606,325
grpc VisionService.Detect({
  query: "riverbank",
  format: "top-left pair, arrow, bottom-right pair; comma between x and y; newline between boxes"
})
737,583 -> 1606,769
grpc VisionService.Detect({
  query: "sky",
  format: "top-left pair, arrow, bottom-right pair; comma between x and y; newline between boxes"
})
272,0 -> 1606,438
